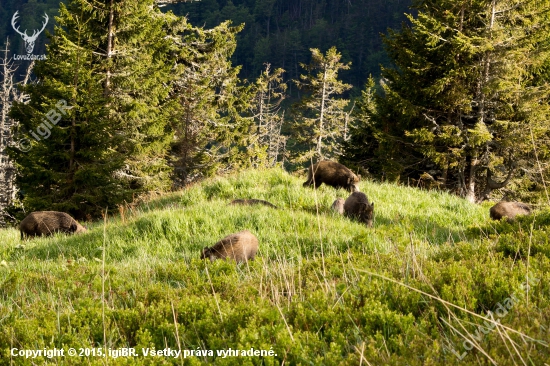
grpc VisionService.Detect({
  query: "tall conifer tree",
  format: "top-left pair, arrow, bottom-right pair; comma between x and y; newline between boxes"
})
350,0 -> 550,202
292,47 -> 352,163
169,21 -> 253,186
9,0 -> 180,218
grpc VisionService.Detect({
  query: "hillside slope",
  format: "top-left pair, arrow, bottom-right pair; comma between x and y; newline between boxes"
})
0,168 -> 548,365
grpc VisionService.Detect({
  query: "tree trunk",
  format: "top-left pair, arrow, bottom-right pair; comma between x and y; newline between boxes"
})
464,155 -> 478,203
70,31 -> 83,173
104,0 -> 114,97
0,40 -> 12,227
316,67 -> 327,160
0,39 -> 33,226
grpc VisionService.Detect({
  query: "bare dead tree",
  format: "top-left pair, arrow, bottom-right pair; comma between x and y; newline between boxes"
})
250,63 -> 287,167
267,110 -> 287,167
342,101 -> 355,143
0,38 -> 34,226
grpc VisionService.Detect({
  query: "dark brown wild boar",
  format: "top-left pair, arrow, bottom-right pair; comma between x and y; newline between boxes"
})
490,201 -> 531,221
344,192 -> 375,227
331,198 -> 345,214
19,211 -> 87,240
303,161 -> 360,192
229,199 -> 278,209
201,230 -> 259,263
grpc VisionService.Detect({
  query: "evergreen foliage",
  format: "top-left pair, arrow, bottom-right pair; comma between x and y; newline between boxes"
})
291,47 -> 352,163
341,76 -> 380,174
347,0 -> 550,203
1,1 -> 550,363
169,20 -> 253,186
9,0 -> 178,219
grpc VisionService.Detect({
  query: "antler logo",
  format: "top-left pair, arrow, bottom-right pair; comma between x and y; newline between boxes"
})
11,11 -> 49,54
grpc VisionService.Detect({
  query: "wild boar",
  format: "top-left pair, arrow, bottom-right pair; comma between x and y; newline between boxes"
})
201,230 -> 259,263
344,192 -> 375,227
331,198 -> 345,214
19,211 -> 87,240
303,161 -> 360,192
490,201 -> 531,221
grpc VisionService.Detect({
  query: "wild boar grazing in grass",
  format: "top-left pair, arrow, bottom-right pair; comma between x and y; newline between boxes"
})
230,199 -> 278,209
344,192 -> 374,227
201,230 -> 259,263
303,161 -> 360,192
331,198 -> 345,214
19,211 -> 87,240
490,201 -> 531,221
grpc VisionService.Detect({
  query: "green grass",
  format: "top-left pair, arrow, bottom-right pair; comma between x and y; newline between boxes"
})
0,168 -> 548,365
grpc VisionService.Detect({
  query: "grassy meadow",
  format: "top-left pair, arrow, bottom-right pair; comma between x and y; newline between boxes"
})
0,168 -> 549,365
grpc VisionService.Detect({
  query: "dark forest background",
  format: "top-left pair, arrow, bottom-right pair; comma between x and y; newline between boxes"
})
163,0 -> 412,95
1,0 -> 412,88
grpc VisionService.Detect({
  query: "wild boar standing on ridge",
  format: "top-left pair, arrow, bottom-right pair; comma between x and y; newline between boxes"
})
303,161 -> 360,192
19,211 -> 87,240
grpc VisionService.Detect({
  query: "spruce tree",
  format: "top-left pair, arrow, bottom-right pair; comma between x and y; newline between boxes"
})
341,76 -> 381,175
349,0 -> 550,202
9,0 -> 179,218
169,21 -> 253,186
291,46 -> 352,163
